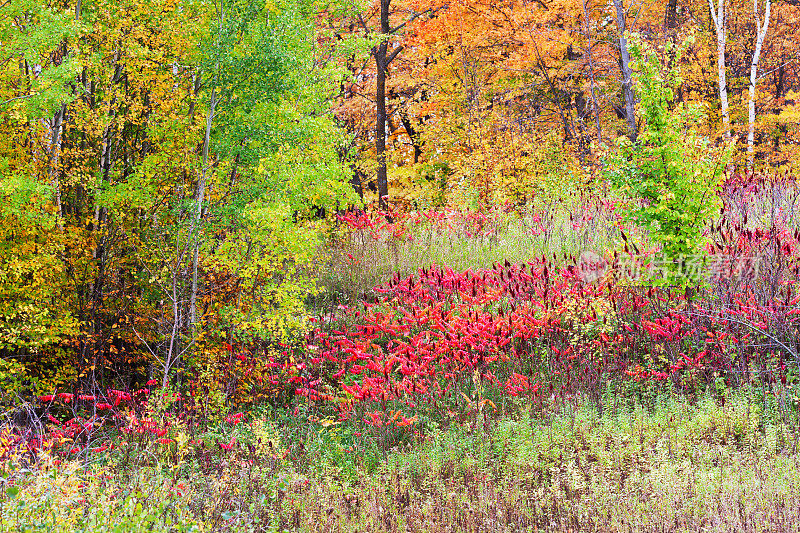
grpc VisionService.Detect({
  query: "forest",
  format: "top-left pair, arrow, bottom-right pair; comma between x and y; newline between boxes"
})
2,0 -> 800,530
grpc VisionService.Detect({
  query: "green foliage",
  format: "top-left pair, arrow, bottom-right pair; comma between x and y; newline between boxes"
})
0,0 -> 81,119
0,2 -> 81,359
186,0 -> 358,350
605,35 -> 731,284
0,358 -> 29,405
0,0 -> 364,398
1,468 -> 201,532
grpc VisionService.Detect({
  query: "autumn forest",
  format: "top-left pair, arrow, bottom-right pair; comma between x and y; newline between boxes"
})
3,0 -> 800,530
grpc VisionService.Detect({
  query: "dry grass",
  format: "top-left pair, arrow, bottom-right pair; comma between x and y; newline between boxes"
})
5,388 -> 800,532
289,390 -> 800,532
314,200 -> 624,309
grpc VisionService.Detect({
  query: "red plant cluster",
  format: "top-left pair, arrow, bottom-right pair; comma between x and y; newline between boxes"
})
336,205 -> 511,242
694,179 -> 800,379
2,384 -> 250,463
0,389 -> 137,460
297,259 -> 640,426
296,181 -> 800,427
7,180 -> 797,461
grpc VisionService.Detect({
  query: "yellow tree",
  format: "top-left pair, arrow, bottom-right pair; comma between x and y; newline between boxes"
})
0,1 -> 81,389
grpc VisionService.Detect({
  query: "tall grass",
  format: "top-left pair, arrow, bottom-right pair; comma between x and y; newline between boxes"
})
5,387 -> 800,532
314,195 -> 625,309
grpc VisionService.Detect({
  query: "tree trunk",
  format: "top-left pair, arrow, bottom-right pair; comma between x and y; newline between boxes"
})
47,104 -> 66,226
46,1 -> 84,229
612,0 -> 637,142
533,41 -> 574,144
663,0 -> 680,77
369,0 -> 418,208
189,85 -> 216,330
709,0 -> 731,141
374,0 -> 391,209
375,45 -> 389,208
189,0 -> 225,342
747,0 -> 771,171
582,0 -> 603,148
399,112 -> 422,164
88,49 -> 122,383
664,0 -> 679,30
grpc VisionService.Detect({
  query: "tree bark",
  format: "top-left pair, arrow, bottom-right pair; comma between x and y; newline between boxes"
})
189,85 -> 216,329
369,0 -> 432,207
582,0 -> 603,148
663,0 -> 680,77
47,104 -> 66,226
375,43 -> 389,208
189,0 -> 225,341
612,0 -> 637,142
708,0 -> 731,141
664,0 -> 679,30
374,0 -> 391,209
747,0 -> 771,171
46,2 -> 84,229
399,112 -> 422,163
532,41 -> 574,144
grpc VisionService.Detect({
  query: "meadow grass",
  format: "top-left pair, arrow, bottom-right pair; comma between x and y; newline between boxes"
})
4,385 -> 800,532
313,201 -> 624,309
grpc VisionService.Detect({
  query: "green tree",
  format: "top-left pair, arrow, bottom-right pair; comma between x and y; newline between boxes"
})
138,0 -> 358,385
0,0 -> 80,359
605,34 -> 732,284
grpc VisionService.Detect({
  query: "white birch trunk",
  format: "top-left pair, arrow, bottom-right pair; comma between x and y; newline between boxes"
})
188,86 -> 216,329
188,0 -> 226,332
747,0 -> 771,171
708,0 -> 730,140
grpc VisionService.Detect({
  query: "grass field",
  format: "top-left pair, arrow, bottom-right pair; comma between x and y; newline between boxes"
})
4,386 -> 800,532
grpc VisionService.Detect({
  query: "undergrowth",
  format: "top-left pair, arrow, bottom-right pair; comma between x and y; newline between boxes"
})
3,385 -> 800,532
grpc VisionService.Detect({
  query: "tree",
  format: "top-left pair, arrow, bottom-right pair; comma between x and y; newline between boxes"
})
708,0 -> 732,140
0,0 -> 357,392
746,0 -> 771,170
0,0 -> 80,374
373,0 -> 400,207
366,0 -> 434,208
606,35 -> 730,279
148,0 -> 358,385
612,0 -> 637,142
582,0 -> 603,147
